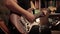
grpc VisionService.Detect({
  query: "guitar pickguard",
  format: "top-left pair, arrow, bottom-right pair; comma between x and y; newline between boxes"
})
20,16 -> 40,33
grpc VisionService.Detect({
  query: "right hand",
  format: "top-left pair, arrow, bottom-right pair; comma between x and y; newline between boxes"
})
26,13 -> 35,23
25,8 -> 35,23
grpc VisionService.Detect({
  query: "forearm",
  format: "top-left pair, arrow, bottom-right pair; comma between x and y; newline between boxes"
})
5,0 -> 28,15
4,0 -> 35,22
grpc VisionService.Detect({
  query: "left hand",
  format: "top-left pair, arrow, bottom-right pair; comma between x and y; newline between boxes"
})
42,8 -> 49,15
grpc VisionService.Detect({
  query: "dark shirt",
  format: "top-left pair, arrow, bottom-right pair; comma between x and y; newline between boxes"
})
17,0 -> 31,10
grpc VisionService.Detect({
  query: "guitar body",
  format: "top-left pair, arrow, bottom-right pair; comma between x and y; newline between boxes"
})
20,16 -> 40,32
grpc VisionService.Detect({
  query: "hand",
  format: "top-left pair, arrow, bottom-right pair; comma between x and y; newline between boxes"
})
41,8 -> 50,16
25,8 -> 35,23
26,13 -> 35,23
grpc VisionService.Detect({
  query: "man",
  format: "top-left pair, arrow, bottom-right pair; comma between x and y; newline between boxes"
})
3,0 -> 36,34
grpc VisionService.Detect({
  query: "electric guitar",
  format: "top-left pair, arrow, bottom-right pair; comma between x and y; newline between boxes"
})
20,0 -> 43,33
20,16 -> 40,32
